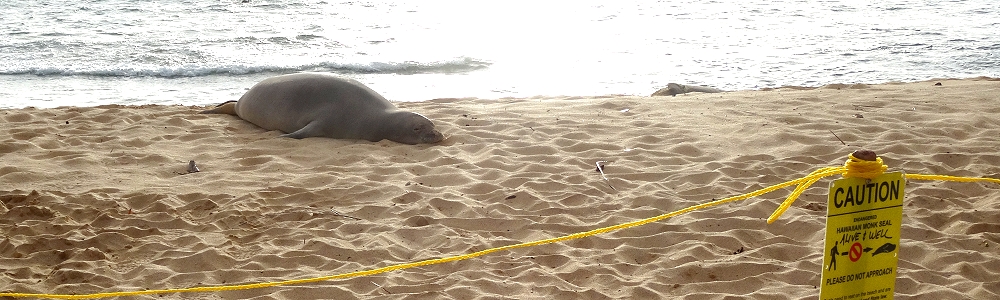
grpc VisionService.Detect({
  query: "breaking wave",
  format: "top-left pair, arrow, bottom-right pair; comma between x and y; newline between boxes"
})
0,57 -> 491,78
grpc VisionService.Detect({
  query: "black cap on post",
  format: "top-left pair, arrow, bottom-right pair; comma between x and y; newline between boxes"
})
852,149 -> 878,161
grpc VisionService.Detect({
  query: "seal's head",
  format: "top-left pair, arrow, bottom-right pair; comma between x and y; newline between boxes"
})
665,83 -> 685,96
382,111 -> 444,145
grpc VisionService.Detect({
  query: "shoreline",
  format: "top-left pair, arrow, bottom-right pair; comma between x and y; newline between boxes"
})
2,78 -> 999,299
3,75 -> 998,110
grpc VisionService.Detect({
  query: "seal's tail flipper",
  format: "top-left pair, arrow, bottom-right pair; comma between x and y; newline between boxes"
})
199,101 -> 238,115
279,121 -> 322,139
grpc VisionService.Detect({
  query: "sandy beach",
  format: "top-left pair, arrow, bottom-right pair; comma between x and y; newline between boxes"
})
2,78 -> 999,299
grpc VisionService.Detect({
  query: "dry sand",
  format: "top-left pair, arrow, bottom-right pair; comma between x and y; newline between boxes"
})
2,78 -> 999,299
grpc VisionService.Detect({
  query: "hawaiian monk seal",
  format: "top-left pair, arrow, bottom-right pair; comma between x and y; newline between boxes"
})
651,83 -> 724,97
201,73 -> 444,145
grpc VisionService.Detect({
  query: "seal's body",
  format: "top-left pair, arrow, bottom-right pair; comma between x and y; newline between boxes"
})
651,83 -> 724,97
202,73 -> 443,145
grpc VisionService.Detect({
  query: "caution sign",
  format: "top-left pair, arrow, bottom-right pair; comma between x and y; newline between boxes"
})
820,172 -> 904,300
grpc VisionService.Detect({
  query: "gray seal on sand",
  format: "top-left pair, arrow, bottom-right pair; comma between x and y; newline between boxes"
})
651,83 -> 724,97
201,73 -> 444,145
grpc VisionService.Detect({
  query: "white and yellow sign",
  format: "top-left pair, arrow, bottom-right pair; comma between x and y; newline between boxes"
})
820,172 -> 904,300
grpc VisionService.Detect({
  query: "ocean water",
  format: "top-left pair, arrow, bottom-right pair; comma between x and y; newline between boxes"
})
1,0 -> 998,109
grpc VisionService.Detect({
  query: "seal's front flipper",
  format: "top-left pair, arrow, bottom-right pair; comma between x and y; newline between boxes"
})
280,121 -> 322,139
199,101 -> 238,115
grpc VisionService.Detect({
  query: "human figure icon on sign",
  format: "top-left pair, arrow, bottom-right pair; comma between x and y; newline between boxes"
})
828,241 -> 840,271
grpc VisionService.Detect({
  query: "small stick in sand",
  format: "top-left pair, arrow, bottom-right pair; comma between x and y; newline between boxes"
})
829,130 -> 846,145
372,281 -> 392,294
852,104 -> 882,110
331,209 -> 362,220
595,161 -> 616,191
